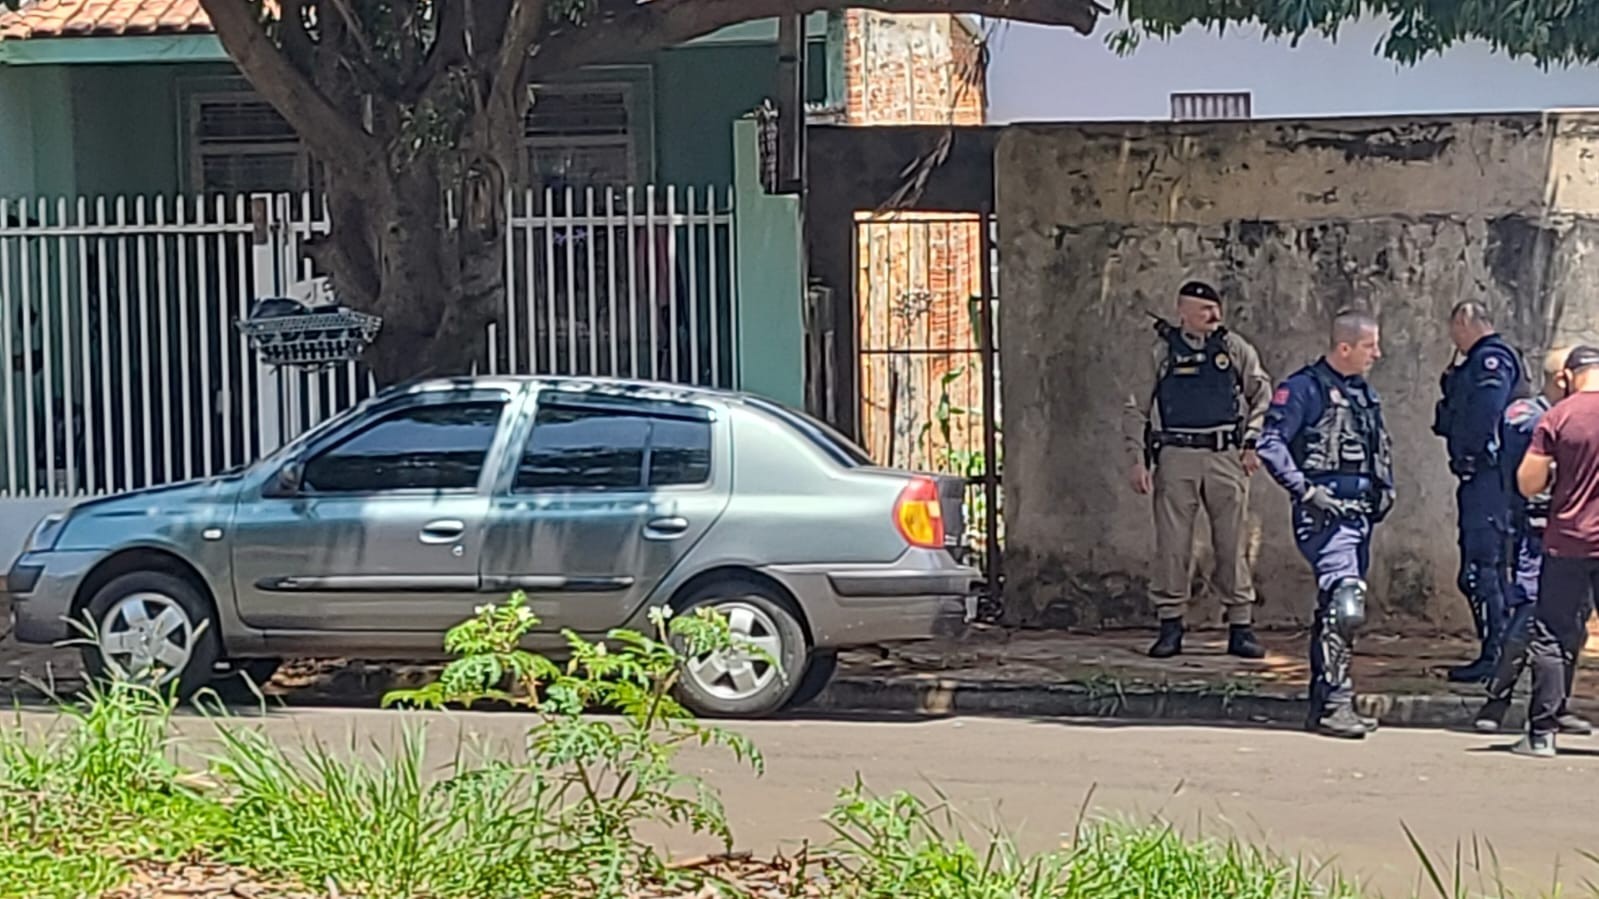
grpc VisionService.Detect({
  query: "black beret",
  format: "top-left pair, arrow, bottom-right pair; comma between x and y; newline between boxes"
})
1178,280 -> 1221,305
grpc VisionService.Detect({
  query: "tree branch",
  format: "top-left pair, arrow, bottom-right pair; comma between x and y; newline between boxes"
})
527,0 -> 1104,76
197,0 -> 379,169
406,1 -> 470,100
489,0 -> 548,114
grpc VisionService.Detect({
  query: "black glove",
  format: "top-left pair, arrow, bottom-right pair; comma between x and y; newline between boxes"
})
1303,484 -> 1359,524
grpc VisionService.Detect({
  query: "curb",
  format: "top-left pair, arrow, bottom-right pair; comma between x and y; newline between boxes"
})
6,671 -> 1590,733
809,676 -> 1592,732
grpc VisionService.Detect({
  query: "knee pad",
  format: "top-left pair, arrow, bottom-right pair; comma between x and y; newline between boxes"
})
1330,576 -> 1367,638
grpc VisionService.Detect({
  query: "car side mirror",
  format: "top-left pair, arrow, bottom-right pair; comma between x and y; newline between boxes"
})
265,461 -> 303,498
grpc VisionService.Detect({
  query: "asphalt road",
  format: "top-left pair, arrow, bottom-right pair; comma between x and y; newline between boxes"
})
15,706 -> 1599,898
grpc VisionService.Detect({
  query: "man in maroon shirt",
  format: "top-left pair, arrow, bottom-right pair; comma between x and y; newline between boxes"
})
1515,345 -> 1599,757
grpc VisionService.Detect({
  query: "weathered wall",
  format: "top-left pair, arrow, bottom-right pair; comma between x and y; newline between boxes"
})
998,113 -> 1599,630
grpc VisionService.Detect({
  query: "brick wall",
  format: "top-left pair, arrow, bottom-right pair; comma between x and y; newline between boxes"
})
843,12 -> 987,127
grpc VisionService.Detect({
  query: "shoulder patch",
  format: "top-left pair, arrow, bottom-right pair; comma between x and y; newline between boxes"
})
1272,386 -> 1290,405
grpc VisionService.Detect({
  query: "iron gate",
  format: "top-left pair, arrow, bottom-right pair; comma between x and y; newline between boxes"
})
853,211 -> 1002,601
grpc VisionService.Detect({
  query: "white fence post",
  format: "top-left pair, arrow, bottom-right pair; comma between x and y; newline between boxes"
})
249,195 -> 284,456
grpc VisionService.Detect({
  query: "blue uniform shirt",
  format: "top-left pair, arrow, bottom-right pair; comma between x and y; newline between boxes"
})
1438,334 -> 1521,474
1258,359 -> 1378,501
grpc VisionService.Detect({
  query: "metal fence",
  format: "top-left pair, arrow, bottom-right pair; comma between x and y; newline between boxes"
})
0,196 -> 263,498
854,211 -> 1002,580
490,185 -> 737,387
0,186 -> 739,499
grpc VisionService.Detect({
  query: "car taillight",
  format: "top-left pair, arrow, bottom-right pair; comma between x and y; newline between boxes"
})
893,476 -> 945,549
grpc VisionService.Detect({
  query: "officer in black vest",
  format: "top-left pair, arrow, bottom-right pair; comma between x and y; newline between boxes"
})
1124,280 -> 1273,659
1258,308 -> 1395,740
1432,302 -> 1526,683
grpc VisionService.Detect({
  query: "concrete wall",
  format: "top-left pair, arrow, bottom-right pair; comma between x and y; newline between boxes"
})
987,16 -> 1599,124
997,113 -> 1599,630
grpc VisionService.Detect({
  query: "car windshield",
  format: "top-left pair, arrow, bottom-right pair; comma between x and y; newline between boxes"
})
745,397 -> 874,468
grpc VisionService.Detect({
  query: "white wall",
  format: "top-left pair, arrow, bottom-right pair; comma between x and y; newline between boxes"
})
985,15 -> 1599,123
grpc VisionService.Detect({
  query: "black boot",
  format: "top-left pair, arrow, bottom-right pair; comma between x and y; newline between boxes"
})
1449,614 -> 1507,684
1227,624 -> 1266,659
1148,619 -> 1184,659
1447,650 -> 1501,684
1474,696 -> 1511,732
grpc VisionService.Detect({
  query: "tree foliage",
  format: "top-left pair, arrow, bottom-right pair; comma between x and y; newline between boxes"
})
1111,0 -> 1599,67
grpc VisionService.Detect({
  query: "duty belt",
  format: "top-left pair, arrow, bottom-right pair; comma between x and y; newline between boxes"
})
1154,430 -> 1240,452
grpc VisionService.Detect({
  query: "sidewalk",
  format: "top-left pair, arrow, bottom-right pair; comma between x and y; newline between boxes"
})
7,620 -> 1599,729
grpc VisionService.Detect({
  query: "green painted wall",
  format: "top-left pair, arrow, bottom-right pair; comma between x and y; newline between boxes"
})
0,65 -> 74,197
0,66 -> 36,198
71,64 -> 190,197
654,41 -> 828,188
731,118 -> 803,406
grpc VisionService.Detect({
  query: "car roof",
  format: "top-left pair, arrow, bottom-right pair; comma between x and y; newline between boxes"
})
387,374 -> 754,408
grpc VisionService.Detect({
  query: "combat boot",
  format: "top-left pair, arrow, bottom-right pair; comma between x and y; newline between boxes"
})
1227,625 -> 1266,659
1446,650 -> 1500,684
1148,619 -> 1183,659
1310,706 -> 1369,740
1474,697 -> 1511,732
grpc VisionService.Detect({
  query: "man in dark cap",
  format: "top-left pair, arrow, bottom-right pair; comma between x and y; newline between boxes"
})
1513,345 -> 1599,758
1124,279 -> 1273,659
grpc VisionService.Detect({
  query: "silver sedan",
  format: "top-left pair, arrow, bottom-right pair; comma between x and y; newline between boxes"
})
5,377 -> 977,717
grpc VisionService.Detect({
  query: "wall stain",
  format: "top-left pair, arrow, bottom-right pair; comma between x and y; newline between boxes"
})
1269,122 -> 1455,163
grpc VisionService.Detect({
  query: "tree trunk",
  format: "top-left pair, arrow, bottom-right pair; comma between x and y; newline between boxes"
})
312,108 -> 519,387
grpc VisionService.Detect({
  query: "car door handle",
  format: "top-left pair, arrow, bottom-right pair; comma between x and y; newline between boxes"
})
643,516 -> 690,539
419,519 -> 466,545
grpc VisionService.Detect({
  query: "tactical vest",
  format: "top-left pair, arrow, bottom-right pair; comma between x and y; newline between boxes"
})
1154,327 -> 1241,432
1289,363 -> 1394,488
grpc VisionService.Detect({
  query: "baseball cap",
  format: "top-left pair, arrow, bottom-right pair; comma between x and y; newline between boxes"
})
1178,280 -> 1221,306
1564,345 -> 1599,372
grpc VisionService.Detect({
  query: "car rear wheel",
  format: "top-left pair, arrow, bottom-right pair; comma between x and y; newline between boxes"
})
79,571 -> 222,701
787,651 -> 839,709
673,580 -> 808,718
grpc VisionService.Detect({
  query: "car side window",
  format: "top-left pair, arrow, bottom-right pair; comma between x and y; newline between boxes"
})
516,402 -> 712,491
648,416 -> 712,486
300,400 -> 506,493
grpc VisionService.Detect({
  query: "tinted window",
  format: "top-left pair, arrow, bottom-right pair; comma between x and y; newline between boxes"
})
517,403 -> 713,490
518,406 -> 649,490
648,417 -> 712,486
301,401 -> 504,493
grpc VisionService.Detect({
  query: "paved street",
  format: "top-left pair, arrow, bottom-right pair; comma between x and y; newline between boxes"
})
14,705 -> 1596,898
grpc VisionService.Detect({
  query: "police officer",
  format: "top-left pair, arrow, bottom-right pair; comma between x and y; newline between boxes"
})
1258,308 -> 1394,740
1433,302 -> 1526,683
1124,280 -> 1273,659
1474,347 -> 1594,735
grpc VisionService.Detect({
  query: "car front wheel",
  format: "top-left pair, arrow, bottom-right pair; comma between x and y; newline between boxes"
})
79,570 -> 222,700
673,579 -> 809,718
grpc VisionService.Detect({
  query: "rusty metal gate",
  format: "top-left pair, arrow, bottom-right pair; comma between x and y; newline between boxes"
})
852,211 -> 1002,604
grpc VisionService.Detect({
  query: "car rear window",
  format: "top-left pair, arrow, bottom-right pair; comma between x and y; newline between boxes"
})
746,397 -> 873,468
